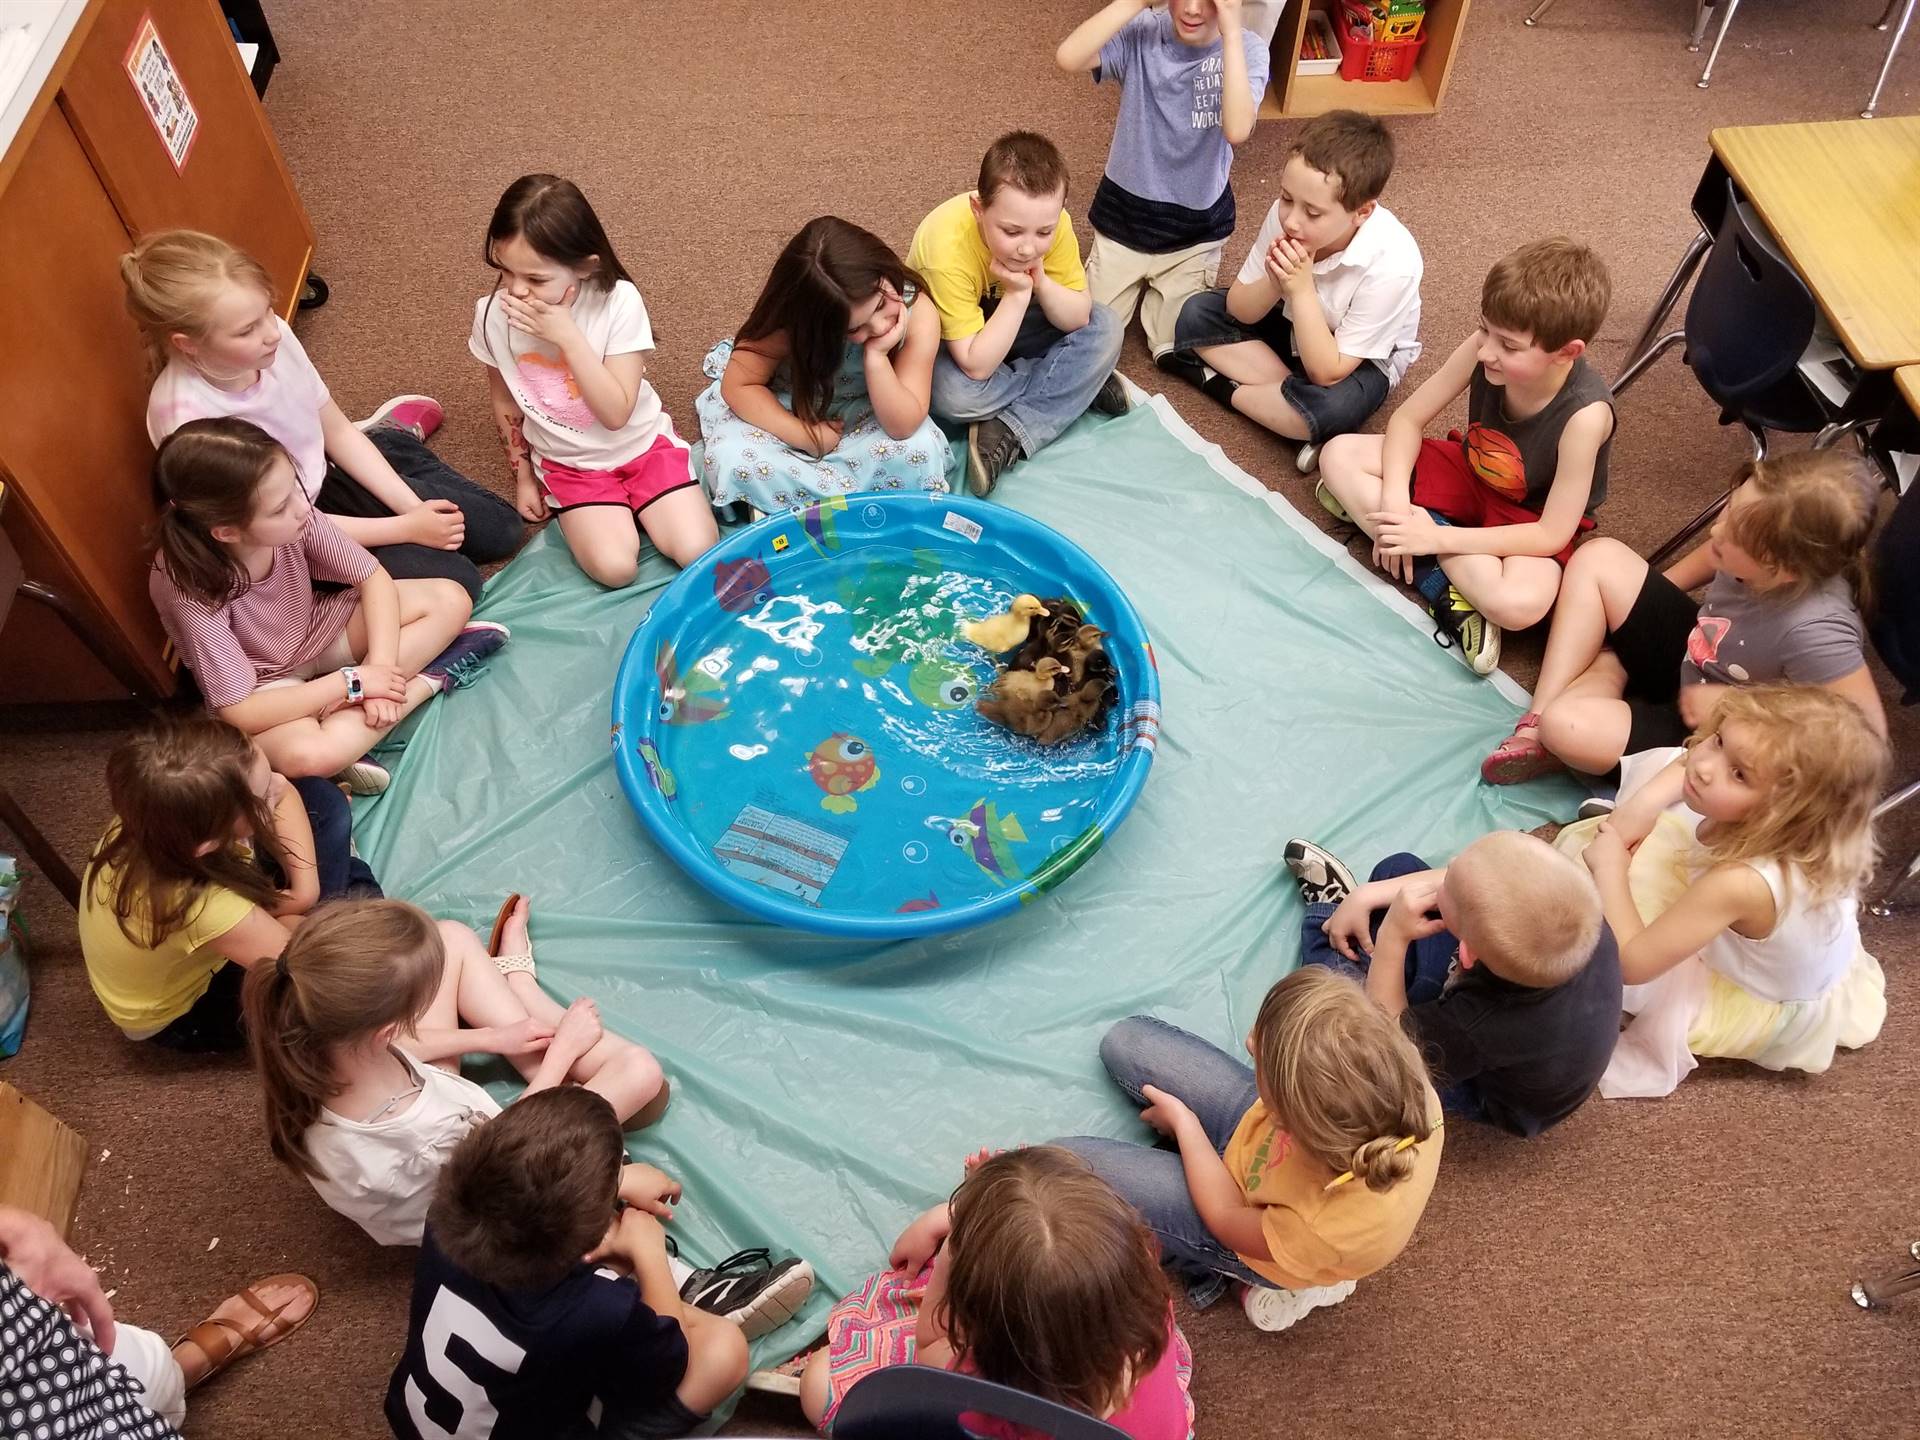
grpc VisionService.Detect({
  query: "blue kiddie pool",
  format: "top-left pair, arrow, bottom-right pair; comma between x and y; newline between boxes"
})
610,493 -> 1160,938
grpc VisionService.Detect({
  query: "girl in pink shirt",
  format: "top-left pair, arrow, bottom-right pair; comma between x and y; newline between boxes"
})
149,418 -> 504,793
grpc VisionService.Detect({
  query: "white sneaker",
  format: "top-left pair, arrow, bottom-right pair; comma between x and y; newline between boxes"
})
334,757 -> 391,796
1242,1279 -> 1356,1333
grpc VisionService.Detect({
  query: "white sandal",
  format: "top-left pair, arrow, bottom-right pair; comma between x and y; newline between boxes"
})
487,893 -> 536,977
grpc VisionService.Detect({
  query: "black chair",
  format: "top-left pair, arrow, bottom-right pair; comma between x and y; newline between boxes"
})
1611,180 -> 1835,570
1866,460 -> 1920,915
832,1366 -> 1129,1440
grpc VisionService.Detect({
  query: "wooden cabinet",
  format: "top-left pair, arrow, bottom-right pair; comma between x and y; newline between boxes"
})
1261,0 -> 1473,118
0,0 -> 313,703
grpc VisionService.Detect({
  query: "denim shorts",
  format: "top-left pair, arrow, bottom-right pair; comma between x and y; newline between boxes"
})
1171,288 -> 1391,443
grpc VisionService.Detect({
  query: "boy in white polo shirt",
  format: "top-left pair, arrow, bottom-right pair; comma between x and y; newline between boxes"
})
1164,109 -> 1422,474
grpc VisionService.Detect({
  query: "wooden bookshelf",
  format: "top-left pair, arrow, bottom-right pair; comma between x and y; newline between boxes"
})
1261,0 -> 1472,118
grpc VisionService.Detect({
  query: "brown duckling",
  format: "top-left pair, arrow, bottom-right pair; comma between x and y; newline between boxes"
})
1027,674 -> 1115,746
976,656 -> 1069,737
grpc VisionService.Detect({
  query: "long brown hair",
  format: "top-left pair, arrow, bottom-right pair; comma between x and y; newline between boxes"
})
1250,968 -> 1435,1191
244,900 -> 445,1177
1690,684 -> 1887,905
735,217 -> 923,428
1722,449 -> 1881,611
121,229 -> 274,373
485,174 -> 633,292
937,1147 -> 1169,1419
152,418 -> 292,605
86,715 -> 283,947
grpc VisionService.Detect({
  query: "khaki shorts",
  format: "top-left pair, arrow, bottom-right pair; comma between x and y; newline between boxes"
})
1085,233 -> 1222,357
255,631 -> 358,691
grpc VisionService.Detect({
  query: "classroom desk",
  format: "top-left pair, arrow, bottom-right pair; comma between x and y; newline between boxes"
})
1625,118 -> 1920,381
1900,365 -> 1920,418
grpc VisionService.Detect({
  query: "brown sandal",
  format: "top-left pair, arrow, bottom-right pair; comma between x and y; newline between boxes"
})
172,1272 -> 319,1390
488,893 -> 535,976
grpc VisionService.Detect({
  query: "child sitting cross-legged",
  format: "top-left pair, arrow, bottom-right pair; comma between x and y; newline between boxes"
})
1058,968 -> 1442,1334
386,1087 -> 813,1440
1317,237 -> 1615,676
1281,832 -> 1622,1136
790,1147 -> 1194,1438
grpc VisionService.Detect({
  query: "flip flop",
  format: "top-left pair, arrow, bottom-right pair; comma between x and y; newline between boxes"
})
488,893 -> 535,976
173,1272 -> 319,1390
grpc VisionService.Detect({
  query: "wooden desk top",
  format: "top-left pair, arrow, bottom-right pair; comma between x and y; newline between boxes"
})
1899,365 -> 1920,417
1712,118 -> 1920,371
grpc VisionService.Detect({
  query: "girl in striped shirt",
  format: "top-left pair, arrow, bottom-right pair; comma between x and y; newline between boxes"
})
148,418 -> 506,794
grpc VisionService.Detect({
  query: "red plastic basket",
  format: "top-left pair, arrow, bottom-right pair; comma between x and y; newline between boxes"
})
1338,30 -> 1425,82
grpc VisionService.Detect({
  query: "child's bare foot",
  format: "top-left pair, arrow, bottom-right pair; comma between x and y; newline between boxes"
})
548,996 -> 604,1067
171,1273 -> 319,1389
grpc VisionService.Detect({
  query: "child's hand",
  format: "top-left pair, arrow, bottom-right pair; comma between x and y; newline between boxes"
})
1322,893 -> 1376,961
962,1146 -> 1003,1173
363,697 -> 401,730
800,418 -> 845,458
1368,507 -> 1443,561
1583,821 -> 1631,879
492,1016 -> 555,1055
988,259 -> 1038,297
406,499 -> 466,551
1139,1083 -> 1199,1140
863,289 -> 909,358
1215,0 -> 1244,21
1370,528 -> 1415,585
618,1162 -> 683,1218
1264,236 -> 1314,293
550,996 -> 605,1058
500,285 -> 582,347
1380,877 -> 1447,945
353,663 -> 410,704
514,471 -> 549,523
890,1205 -> 952,1274
586,1205 -> 667,1269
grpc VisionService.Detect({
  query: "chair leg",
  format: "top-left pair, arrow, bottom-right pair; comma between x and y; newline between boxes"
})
1867,841 -> 1920,917
0,781 -> 79,910
1610,330 -> 1686,399
1646,489 -> 1734,571
1689,0 -> 1717,51
1620,231 -> 1711,380
1523,0 -> 1562,25
1851,1251 -> 1920,1308
1698,0 -> 1744,85
1862,0 -> 1916,117
1813,417 -> 1871,450
1879,0 -> 1906,29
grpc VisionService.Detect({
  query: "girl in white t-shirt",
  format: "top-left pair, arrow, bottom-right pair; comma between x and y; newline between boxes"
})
245,897 -> 668,1246
126,230 -> 523,603
1571,685 -> 1888,1098
474,174 -> 719,587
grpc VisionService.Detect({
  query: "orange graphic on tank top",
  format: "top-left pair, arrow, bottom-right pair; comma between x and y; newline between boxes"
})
1464,424 -> 1527,500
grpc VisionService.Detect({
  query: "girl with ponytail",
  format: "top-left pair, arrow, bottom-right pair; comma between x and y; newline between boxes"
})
1060,967 -> 1442,1334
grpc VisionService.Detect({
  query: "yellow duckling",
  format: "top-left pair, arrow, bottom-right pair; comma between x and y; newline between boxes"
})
975,656 -> 1069,737
961,594 -> 1049,653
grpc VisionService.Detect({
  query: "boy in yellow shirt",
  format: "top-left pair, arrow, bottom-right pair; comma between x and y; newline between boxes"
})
908,131 -> 1129,497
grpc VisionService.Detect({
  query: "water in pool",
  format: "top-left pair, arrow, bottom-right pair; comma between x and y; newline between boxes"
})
645,544 -> 1123,919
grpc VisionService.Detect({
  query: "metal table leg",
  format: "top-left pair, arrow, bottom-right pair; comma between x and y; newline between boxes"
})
1863,0 -> 1916,118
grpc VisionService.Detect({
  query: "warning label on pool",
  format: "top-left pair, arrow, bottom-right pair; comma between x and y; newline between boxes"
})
941,511 -> 983,543
713,800 -> 848,906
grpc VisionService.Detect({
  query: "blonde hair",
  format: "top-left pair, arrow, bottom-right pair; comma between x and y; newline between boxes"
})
1690,685 -> 1886,905
1481,237 -> 1611,352
1444,831 -> 1603,987
1250,969 -> 1434,1191
121,229 -> 274,372
243,901 -> 445,1177
1722,449 -> 1880,609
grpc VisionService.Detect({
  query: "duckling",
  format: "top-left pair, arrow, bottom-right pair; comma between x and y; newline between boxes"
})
976,656 -> 1069,737
1029,673 -> 1115,746
961,594 -> 1049,653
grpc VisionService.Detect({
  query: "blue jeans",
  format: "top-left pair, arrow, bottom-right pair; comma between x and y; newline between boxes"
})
1054,1016 -> 1269,1308
1170,288 -> 1390,444
929,301 -> 1123,458
292,776 -> 383,901
1301,851 -> 1483,1117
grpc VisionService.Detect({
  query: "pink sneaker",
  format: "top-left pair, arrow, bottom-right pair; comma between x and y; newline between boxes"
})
357,394 -> 444,442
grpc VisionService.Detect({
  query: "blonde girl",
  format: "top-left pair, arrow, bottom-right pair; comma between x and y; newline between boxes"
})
475,174 -> 718,587
79,715 -> 311,1052
1485,449 -> 1885,784
126,229 -> 522,602
1060,967 -> 1442,1333
1572,685 -> 1889,1098
797,1147 -> 1194,1438
244,898 -> 667,1246
150,418 -> 503,793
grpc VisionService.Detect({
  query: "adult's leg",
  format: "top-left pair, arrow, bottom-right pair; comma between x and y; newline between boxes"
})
109,1323 -> 188,1428
1436,552 -> 1565,630
637,488 -> 720,569
555,505 -> 646,589
1096,1014 -> 1262,1151
367,427 -> 524,565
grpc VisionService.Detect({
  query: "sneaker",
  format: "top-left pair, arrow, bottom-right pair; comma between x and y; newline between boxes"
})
421,620 -> 511,691
356,394 -> 444,442
1282,838 -> 1357,908
1313,479 -> 1351,523
1576,795 -> 1617,821
1429,586 -> 1501,676
1089,372 -> 1132,417
1296,441 -> 1321,475
681,1249 -> 816,1340
334,756 -> 390,796
1242,1279 -> 1356,1333
966,418 -> 1022,498
746,1351 -> 814,1397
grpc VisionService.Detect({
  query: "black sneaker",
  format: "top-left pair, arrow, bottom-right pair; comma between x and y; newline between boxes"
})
421,620 -> 511,691
966,418 -> 1022,498
1089,372 -> 1132,417
1282,838 -> 1357,908
681,1248 -> 815,1339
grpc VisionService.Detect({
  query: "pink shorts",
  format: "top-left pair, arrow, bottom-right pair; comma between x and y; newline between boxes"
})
540,433 -> 698,514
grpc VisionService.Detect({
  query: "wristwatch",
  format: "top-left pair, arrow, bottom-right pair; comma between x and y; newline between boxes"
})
341,666 -> 365,704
